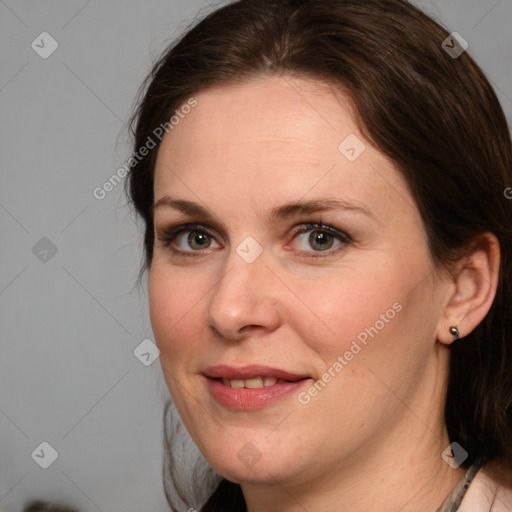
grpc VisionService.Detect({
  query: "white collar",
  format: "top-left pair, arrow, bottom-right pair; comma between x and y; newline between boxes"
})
438,464 -> 512,512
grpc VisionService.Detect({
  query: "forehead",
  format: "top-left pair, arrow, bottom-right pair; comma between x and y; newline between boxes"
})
153,75 -> 413,222
156,75 -> 352,170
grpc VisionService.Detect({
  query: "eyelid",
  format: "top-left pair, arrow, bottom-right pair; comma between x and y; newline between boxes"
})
290,223 -> 351,243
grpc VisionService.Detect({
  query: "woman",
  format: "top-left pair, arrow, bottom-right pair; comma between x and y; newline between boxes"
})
126,0 -> 512,510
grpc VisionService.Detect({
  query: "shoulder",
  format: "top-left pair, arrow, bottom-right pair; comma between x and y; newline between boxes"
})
459,465 -> 512,512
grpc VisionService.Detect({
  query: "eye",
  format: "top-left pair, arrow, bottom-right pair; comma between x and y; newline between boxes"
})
287,223 -> 351,257
155,222 -> 351,258
156,223 -> 221,255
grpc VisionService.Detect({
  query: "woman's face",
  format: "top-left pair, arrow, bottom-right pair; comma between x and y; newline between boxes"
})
149,75 -> 451,487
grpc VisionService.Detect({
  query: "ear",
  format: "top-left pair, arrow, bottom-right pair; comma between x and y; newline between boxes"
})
436,232 -> 500,345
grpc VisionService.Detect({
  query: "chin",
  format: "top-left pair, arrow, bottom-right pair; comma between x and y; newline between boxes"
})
196,430 -> 316,487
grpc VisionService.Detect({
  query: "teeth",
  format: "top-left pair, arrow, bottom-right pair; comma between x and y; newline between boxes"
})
221,376 -> 278,388
245,377 -> 263,389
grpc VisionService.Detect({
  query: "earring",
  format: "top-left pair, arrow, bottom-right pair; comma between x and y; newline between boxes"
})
449,325 -> 460,341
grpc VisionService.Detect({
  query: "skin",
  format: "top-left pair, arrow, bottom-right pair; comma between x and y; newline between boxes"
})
148,75 -> 500,511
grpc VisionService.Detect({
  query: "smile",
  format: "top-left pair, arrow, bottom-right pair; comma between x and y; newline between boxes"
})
203,365 -> 312,410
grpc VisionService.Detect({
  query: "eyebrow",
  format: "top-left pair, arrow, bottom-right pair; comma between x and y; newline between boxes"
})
153,195 -> 376,224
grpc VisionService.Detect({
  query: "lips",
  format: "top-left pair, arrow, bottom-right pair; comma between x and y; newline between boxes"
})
203,364 -> 312,410
203,364 -> 310,381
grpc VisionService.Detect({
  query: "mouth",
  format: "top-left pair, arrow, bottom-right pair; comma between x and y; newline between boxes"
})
216,376 -> 299,388
203,364 -> 312,410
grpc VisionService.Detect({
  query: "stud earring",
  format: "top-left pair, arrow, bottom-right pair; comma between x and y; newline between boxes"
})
449,325 -> 460,341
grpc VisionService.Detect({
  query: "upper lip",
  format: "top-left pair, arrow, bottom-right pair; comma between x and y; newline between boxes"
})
203,365 -> 311,381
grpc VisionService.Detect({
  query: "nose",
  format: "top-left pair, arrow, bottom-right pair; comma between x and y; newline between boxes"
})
206,249 -> 282,341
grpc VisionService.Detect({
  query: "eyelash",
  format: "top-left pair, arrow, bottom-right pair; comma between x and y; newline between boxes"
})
156,222 -> 352,259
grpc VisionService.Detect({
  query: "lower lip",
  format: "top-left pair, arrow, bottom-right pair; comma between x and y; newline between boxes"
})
206,377 -> 311,410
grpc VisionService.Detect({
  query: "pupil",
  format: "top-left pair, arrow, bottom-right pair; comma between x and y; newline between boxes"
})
189,232 -> 210,249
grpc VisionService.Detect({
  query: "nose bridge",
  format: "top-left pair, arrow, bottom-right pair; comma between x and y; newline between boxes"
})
206,245 -> 281,340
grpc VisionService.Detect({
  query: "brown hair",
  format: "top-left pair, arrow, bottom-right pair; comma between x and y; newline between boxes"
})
22,501 -> 77,512
125,0 -> 512,510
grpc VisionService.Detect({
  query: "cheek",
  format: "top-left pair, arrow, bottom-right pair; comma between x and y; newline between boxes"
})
290,252 -> 436,411
148,264 -> 207,365
287,270 -> 428,436
290,261 -> 410,360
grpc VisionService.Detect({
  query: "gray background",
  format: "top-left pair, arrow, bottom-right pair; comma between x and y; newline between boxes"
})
0,1 -> 511,512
